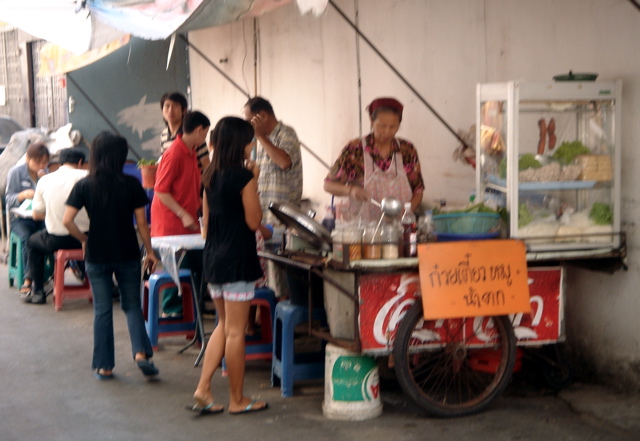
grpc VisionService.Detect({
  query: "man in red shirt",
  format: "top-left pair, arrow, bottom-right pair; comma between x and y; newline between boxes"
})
151,111 -> 210,237
151,110 -> 210,317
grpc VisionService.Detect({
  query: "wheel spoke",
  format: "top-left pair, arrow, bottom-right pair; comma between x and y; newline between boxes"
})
394,301 -> 516,417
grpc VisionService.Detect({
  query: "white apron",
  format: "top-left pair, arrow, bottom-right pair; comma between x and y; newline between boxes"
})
350,139 -> 413,223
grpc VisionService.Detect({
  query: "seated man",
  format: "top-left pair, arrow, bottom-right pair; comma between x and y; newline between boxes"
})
5,143 -> 50,297
24,148 -> 90,304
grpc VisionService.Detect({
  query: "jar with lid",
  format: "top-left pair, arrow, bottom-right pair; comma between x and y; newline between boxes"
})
343,222 -> 362,261
381,223 -> 400,259
363,223 -> 383,260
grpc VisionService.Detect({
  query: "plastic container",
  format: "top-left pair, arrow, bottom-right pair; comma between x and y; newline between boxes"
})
343,223 -> 362,261
331,227 -> 343,261
322,343 -> 382,420
436,231 -> 500,242
381,223 -> 400,259
432,212 -> 500,235
417,210 -> 434,243
363,223 -> 382,260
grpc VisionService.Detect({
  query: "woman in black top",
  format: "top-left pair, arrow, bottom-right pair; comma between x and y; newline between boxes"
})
63,132 -> 159,380
191,117 -> 267,415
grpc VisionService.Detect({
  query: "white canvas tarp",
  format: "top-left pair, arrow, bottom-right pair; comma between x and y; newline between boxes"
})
0,0 -> 321,54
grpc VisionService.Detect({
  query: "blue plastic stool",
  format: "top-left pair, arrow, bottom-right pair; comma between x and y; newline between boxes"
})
7,232 -> 53,288
271,300 -> 327,397
221,287 -> 277,375
142,269 -> 197,350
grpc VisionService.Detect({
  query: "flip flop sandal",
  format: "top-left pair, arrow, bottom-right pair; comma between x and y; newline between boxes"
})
19,284 -> 32,298
229,399 -> 269,415
136,359 -> 159,377
185,403 -> 224,416
94,370 -> 114,380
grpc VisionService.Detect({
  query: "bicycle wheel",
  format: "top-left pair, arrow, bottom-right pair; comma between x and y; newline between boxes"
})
393,299 -> 516,417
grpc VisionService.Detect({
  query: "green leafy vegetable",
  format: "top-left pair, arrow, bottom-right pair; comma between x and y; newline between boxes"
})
518,203 -> 533,228
519,154 -> 542,170
589,203 -> 612,225
499,154 -> 542,178
437,203 -> 499,215
551,141 -> 590,165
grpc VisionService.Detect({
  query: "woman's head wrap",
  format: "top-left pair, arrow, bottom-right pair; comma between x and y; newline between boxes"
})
366,97 -> 404,118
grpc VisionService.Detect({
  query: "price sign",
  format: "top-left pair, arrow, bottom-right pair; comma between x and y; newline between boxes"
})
417,239 -> 531,320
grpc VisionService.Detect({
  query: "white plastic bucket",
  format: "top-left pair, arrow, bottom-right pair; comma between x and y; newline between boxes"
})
322,343 -> 382,420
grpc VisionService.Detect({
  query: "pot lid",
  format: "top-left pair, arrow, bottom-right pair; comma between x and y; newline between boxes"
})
269,201 -> 332,251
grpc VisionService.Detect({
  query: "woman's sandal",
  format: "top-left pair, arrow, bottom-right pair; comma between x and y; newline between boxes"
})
19,284 -> 32,299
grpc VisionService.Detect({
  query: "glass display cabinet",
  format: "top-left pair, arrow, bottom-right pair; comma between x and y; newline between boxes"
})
475,80 -> 622,255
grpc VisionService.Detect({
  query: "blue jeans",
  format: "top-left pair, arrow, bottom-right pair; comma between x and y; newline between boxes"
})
11,217 -> 45,281
86,259 -> 153,371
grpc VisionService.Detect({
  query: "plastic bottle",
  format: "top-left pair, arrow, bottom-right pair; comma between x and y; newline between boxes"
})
401,202 -> 417,257
321,205 -> 336,232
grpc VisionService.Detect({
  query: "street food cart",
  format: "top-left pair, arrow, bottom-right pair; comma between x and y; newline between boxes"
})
261,79 -> 625,417
264,203 -> 529,418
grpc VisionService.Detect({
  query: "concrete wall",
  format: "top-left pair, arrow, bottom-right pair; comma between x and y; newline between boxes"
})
188,0 -> 640,389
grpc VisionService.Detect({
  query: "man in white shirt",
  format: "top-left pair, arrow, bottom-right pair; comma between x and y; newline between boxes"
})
24,148 -> 90,305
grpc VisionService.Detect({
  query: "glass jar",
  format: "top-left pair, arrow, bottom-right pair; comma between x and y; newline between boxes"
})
381,223 -> 400,259
343,223 -> 362,261
363,223 -> 383,260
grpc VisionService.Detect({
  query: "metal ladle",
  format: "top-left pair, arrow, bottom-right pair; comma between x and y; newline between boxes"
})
370,196 -> 403,218
369,197 -> 403,243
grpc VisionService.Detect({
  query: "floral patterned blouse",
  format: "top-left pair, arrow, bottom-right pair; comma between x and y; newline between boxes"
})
325,133 -> 425,194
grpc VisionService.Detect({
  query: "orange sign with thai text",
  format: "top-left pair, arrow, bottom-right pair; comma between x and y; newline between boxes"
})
417,240 -> 531,320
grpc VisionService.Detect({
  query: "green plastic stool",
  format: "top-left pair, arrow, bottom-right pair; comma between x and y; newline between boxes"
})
8,232 -> 23,288
7,232 -> 54,289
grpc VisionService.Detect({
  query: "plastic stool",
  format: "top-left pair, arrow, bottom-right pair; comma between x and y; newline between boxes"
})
271,300 -> 327,397
8,232 -> 24,288
142,269 -> 197,350
221,287 -> 277,375
53,249 -> 92,311
8,232 -> 54,289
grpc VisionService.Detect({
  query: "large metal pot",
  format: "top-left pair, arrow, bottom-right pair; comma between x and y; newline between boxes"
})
269,201 -> 332,252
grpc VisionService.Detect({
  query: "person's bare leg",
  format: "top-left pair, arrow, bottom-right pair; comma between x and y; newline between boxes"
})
225,299 -> 267,413
193,297 -> 226,409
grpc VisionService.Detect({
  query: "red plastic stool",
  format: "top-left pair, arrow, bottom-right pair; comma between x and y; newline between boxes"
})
53,249 -> 92,311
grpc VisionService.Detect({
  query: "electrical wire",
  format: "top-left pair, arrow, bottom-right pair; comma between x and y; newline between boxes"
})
328,0 -> 472,150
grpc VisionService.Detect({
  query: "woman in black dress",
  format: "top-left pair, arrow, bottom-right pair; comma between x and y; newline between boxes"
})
191,117 -> 267,415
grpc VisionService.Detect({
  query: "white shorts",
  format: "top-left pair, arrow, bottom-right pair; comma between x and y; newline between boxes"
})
207,281 -> 256,302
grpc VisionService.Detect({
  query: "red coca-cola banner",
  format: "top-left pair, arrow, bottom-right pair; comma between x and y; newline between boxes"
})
358,267 -> 563,354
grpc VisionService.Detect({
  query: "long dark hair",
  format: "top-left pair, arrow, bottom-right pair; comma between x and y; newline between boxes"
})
203,117 -> 254,189
89,131 -> 129,206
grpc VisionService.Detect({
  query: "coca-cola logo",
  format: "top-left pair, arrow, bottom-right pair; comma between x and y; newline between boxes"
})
372,274 -> 420,346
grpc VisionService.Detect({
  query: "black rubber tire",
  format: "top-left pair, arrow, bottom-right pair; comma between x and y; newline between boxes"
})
540,345 -> 574,390
393,299 -> 517,417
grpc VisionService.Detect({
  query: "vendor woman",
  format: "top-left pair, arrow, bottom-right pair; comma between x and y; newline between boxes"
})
324,97 -> 424,221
